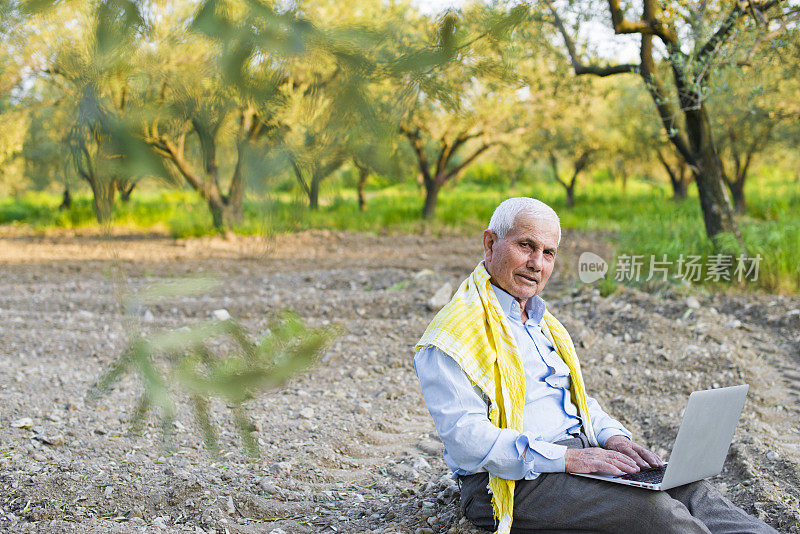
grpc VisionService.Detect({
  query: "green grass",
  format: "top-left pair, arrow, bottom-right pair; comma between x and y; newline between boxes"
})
2,171 -> 798,293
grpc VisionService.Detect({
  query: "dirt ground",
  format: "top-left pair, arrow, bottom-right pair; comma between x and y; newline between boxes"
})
1,227 -> 799,533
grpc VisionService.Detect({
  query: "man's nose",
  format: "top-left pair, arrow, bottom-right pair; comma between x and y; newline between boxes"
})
527,249 -> 543,270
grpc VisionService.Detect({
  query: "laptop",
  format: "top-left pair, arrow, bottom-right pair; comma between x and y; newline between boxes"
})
571,384 -> 748,490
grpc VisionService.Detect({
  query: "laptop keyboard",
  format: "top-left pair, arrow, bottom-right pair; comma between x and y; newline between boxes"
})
617,465 -> 667,484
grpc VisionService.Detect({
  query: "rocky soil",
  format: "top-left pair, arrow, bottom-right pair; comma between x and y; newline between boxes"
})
1,228 -> 799,533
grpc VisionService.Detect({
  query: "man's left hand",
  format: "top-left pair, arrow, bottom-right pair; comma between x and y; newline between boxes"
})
604,435 -> 664,470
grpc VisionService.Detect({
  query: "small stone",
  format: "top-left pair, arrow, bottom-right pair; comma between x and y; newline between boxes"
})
104,486 -> 114,498
226,495 -> 235,515
259,480 -> 279,494
766,451 -> 779,461
427,282 -> 453,310
143,309 -> 155,323
685,296 -> 701,309
623,333 -> 632,343
605,368 -> 620,377
212,309 -> 231,321
725,319 -> 742,328
299,407 -> 314,419
353,493 -> 365,503
152,516 -> 168,529
32,451 -> 47,462
269,461 -> 292,475
602,353 -> 615,364
38,434 -> 66,447
411,457 -> 430,470
11,417 -> 34,429
268,529 -> 287,534
351,367 -> 368,380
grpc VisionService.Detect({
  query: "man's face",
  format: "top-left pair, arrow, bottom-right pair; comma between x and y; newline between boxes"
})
482,215 -> 559,303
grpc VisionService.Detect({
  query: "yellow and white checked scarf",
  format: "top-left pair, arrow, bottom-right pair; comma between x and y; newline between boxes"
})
415,262 -> 597,534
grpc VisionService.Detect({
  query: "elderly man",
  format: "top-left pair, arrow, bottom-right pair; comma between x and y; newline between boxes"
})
413,197 -> 775,533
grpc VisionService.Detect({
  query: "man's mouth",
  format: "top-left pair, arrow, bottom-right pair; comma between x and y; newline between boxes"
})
516,273 -> 539,284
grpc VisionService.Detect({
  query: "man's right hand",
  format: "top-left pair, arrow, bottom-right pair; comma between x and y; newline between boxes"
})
564,448 -> 640,475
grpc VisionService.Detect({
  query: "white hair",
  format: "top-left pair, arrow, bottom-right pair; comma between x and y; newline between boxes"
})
487,197 -> 561,243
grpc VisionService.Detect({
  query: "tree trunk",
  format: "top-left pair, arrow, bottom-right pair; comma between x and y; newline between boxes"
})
309,177 -> 320,210
565,184 -> 575,208
208,197 -> 239,232
357,165 -> 369,212
684,106 -> 741,250
88,178 -> 117,224
672,177 -> 688,200
227,141 -> 247,225
59,188 -> 72,210
728,178 -> 746,213
657,150 -> 689,200
422,181 -> 441,220
118,181 -> 136,203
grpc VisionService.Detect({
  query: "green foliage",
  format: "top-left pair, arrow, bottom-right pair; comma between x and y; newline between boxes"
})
88,278 -> 339,457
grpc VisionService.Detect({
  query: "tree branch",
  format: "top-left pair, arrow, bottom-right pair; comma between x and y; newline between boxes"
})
639,34 -> 696,167
443,142 -> 495,183
546,2 -> 639,77
695,0 -> 785,77
607,0 -> 678,43
290,156 -> 311,197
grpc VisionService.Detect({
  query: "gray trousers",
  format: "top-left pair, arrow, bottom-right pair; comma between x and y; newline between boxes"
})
459,434 -> 778,534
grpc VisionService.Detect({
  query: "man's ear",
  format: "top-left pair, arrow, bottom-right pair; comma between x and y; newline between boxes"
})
482,230 -> 496,263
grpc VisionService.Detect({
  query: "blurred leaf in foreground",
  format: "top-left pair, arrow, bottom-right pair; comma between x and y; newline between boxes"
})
88,278 -> 339,458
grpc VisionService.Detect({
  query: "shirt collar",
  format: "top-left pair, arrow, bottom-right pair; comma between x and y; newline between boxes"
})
491,284 -> 547,325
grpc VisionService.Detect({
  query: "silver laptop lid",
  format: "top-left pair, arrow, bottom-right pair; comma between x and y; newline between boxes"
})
661,384 -> 748,490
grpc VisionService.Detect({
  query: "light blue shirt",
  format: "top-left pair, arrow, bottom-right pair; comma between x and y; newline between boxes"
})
413,284 -> 631,480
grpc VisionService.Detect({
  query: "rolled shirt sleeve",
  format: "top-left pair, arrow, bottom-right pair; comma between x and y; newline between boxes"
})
414,345 -> 566,480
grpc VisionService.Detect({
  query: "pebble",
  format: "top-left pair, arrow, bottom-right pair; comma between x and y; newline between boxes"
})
685,297 -> 701,309
259,480 -> 279,494
211,309 -> 231,321
270,461 -> 292,475
725,319 -> 742,328
766,451 -> 779,461
427,282 -> 453,310
299,407 -> 315,419
11,417 -> 34,429
412,457 -> 430,470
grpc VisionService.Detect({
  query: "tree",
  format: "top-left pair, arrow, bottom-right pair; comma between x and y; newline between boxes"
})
139,1 -> 286,231
396,7 -> 529,219
544,0 -> 795,251
656,148 -> 692,200
17,1 -> 159,223
710,44 -> 800,212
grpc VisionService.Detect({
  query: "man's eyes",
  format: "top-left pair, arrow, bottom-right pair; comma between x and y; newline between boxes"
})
519,242 -> 555,257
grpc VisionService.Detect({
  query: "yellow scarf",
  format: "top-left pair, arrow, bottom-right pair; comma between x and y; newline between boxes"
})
415,262 -> 597,534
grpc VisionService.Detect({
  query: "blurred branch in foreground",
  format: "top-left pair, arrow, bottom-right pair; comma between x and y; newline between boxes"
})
87,277 -> 339,458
